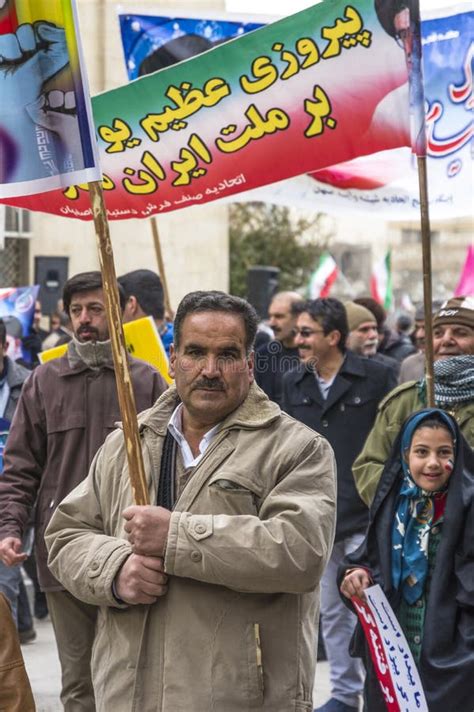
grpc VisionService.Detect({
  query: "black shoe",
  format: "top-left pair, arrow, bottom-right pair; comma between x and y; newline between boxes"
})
19,627 -> 37,645
34,595 -> 49,620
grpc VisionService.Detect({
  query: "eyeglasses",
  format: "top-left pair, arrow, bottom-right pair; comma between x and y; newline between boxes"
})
295,328 -> 325,338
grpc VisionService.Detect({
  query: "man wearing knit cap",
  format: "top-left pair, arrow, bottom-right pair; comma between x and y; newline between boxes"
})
353,296 -> 474,506
345,302 -> 399,379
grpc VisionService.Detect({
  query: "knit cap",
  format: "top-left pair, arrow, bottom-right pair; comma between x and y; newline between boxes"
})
345,302 -> 377,331
433,296 -> 474,329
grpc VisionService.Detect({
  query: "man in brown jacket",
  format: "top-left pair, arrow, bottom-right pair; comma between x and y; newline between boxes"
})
46,291 -> 337,712
0,271 -> 167,712
0,592 -> 35,712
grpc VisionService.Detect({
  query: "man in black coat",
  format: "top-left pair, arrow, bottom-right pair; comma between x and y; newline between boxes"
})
254,291 -> 303,407
282,298 -> 397,712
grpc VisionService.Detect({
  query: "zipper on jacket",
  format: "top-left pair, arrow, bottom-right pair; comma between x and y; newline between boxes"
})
254,623 -> 264,692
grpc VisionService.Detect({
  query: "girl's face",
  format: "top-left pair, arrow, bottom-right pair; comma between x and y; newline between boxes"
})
407,426 -> 455,492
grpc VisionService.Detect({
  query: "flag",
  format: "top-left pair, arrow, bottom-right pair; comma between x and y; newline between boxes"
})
309,253 -> 338,298
0,0 -> 101,199
3,0 -> 413,220
371,251 -> 393,310
455,245 -> 474,297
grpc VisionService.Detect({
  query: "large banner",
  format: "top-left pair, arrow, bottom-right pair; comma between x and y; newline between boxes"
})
248,7 -> 472,218
0,0 -> 101,199
3,0 -> 413,219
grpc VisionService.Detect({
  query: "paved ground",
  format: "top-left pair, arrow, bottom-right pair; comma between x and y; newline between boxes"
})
23,617 -> 333,711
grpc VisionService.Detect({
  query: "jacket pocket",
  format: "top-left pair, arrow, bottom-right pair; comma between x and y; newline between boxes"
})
208,471 -> 262,514
46,410 -> 86,434
455,553 -> 474,609
246,622 -> 265,708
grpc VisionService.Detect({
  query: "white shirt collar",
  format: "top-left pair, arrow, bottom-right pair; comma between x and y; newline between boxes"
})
167,403 -> 222,468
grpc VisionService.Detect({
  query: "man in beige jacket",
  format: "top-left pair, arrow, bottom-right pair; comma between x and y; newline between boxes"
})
46,290 -> 337,712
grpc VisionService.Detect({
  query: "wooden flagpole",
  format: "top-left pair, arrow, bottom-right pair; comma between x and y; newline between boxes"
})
417,156 -> 435,408
150,217 -> 173,317
89,181 -> 150,505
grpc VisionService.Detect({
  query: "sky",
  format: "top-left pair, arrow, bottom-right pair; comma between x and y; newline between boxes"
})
225,0 -> 471,18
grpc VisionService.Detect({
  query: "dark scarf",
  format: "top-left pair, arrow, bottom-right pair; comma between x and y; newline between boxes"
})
157,430 -> 177,510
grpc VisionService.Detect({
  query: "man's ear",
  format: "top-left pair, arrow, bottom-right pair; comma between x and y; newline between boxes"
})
168,343 -> 176,380
328,329 -> 341,348
248,350 -> 255,383
128,295 -> 139,316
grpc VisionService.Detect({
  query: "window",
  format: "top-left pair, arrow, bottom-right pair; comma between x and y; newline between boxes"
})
401,229 -> 439,245
4,207 -> 32,236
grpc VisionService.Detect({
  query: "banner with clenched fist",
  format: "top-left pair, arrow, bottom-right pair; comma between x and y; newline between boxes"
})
0,0 -> 101,198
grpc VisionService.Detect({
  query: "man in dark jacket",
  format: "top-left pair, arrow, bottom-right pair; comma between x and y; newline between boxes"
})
0,319 -> 32,632
0,272 -> 167,712
255,291 -> 303,407
283,298 -> 396,712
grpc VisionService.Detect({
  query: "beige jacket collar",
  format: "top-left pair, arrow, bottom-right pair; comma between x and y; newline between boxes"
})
139,381 -> 280,437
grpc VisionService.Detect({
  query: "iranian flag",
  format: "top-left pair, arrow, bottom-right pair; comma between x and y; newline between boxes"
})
309,253 -> 339,298
371,251 -> 393,309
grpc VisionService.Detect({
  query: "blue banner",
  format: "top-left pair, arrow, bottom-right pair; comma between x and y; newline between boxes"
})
0,285 -> 39,363
119,13 -> 263,80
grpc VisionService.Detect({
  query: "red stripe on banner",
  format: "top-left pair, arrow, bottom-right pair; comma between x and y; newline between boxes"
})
0,3 -> 18,34
351,596 -> 401,712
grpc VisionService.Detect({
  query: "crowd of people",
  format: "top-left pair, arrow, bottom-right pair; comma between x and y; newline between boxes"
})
0,272 -> 472,712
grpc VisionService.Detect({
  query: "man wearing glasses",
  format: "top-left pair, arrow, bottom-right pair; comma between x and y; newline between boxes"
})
283,298 -> 396,712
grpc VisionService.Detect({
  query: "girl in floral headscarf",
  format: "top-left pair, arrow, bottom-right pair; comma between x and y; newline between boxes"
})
338,408 -> 474,712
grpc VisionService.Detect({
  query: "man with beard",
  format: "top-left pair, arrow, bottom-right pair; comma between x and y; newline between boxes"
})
0,272 -> 167,711
345,302 -> 399,379
353,296 -> 474,506
255,291 -> 303,407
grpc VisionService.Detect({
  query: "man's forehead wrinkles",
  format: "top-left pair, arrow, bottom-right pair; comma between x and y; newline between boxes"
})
183,339 -> 242,351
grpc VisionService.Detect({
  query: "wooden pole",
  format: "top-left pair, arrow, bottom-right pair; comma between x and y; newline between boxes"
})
89,181 -> 150,505
417,156 -> 435,408
150,217 -> 173,317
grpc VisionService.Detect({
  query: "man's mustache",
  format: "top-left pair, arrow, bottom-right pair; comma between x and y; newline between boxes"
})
193,378 -> 225,391
77,325 -> 99,336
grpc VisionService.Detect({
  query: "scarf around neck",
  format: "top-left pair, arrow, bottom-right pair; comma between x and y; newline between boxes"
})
418,355 -> 474,406
391,409 -> 456,604
67,337 -> 114,371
